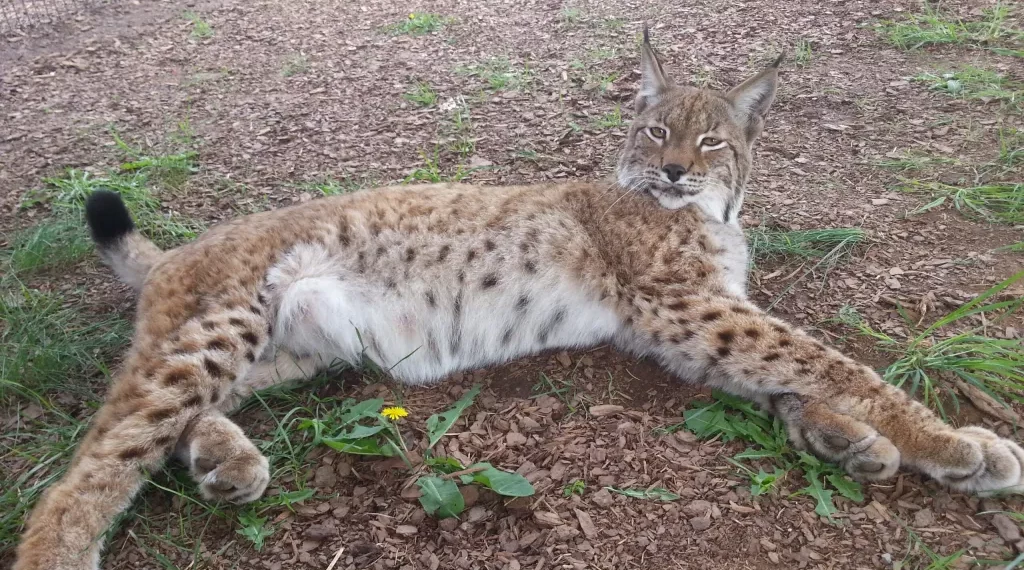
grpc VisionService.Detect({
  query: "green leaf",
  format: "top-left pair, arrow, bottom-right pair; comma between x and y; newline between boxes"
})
237,512 -> 273,550
323,437 -> 394,456
425,456 -> 465,474
335,424 -> 388,440
465,463 -> 535,497
339,398 -> 385,425
797,474 -> 837,520
605,486 -> 680,502
416,476 -> 465,518
750,467 -> 787,497
826,474 -> 864,503
426,385 -> 481,448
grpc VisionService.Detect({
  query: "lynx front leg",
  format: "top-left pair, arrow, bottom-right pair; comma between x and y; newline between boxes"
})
626,293 -> 1024,494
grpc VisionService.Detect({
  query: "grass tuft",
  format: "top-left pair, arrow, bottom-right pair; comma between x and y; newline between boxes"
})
876,152 -> 958,172
899,180 -> 1024,224
387,13 -> 452,36
795,39 -> 813,67
2,218 -> 92,275
281,54 -> 309,77
403,81 -> 438,107
747,227 -> 865,263
879,3 -> 1023,54
184,11 -> 213,39
998,127 -> 1024,166
840,270 -> 1024,418
456,57 -> 535,92
913,66 -> 1023,112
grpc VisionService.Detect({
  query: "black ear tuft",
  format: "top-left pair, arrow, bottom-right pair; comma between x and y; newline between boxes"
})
643,24 -> 651,45
85,189 -> 134,247
770,53 -> 785,68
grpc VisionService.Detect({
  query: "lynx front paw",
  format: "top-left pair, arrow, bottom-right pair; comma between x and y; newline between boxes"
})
928,427 -> 1024,495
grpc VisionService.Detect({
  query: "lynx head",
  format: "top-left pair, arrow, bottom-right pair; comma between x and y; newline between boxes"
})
616,28 -> 781,223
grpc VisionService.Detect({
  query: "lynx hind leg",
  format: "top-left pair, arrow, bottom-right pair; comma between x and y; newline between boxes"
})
175,409 -> 270,503
770,394 -> 900,481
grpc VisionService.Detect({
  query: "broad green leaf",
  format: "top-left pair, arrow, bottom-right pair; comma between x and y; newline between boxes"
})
465,463 -> 535,497
426,385 -> 481,448
416,476 -> 464,518
335,424 -> 388,440
605,486 -> 680,502
826,474 -> 864,503
323,437 -> 393,456
339,398 -> 385,425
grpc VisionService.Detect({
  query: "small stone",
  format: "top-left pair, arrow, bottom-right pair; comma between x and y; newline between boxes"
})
460,484 -> 480,507
914,508 -> 935,527
506,432 -> 528,446
556,351 -> 572,367
396,525 -> 418,536
885,278 -> 901,290
992,514 -> 1023,542
438,518 -> 458,532
313,465 -> 337,488
689,514 -> 712,531
467,506 -> 488,523
534,511 -> 562,528
768,552 -> 780,564
591,488 -> 615,508
872,198 -> 890,206
575,509 -> 599,539
588,404 -> 624,417
683,500 -> 712,517
520,416 -> 542,432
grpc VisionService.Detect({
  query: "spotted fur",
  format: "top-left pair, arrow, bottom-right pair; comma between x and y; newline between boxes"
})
15,31 -> 1023,570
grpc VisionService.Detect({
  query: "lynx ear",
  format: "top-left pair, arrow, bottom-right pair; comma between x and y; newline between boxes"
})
727,54 -> 783,143
635,26 -> 673,114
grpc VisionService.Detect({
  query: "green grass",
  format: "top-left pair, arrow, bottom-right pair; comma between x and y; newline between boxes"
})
747,227 -> 865,263
299,175 -> 379,196
899,180 -> 1024,224
443,98 -> 475,157
35,169 -> 203,247
403,149 -> 476,183
592,105 -> 624,129
2,218 -> 92,275
403,81 -> 438,107
880,3 -> 1023,55
184,11 -> 213,39
387,13 -> 451,36
913,66 -> 1023,112
456,57 -> 534,91
999,127 -> 1024,166
560,7 -> 583,24
876,152 -> 958,172
840,270 -> 1024,419
281,54 -> 309,77
795,39 -> 813,67
659,391 -> 864,520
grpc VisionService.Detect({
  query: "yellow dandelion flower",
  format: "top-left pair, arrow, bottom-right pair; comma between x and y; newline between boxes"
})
409,13 -> 415,19
381,406 -> 409,421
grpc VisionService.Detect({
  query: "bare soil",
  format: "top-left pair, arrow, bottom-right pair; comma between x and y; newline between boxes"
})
1,0 -> 1023,568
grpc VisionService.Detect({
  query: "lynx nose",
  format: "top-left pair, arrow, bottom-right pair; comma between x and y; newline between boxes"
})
662,163 -> 687,183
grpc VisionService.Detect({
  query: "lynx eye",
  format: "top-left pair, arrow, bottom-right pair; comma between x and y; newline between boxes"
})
647,126 -> 667,139
701,137 -> 723,147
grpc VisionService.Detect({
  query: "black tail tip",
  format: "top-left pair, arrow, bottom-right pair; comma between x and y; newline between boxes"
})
85,189 -> 134,247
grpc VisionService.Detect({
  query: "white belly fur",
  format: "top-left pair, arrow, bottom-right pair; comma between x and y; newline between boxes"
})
266,243 -> 622,384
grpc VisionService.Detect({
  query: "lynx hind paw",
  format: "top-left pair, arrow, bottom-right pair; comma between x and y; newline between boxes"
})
182,416 -> 271,504
773,394 -> 900,481
193,449 -> 270,503
927,426 -> 1024,495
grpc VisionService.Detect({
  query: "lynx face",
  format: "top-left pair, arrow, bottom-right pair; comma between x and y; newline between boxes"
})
617,31 -> 781,224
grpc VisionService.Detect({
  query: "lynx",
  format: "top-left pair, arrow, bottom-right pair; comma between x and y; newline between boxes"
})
15,30 -> 1024,570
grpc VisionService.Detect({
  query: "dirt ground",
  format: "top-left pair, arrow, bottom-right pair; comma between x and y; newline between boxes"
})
2,0 -> 1023,568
